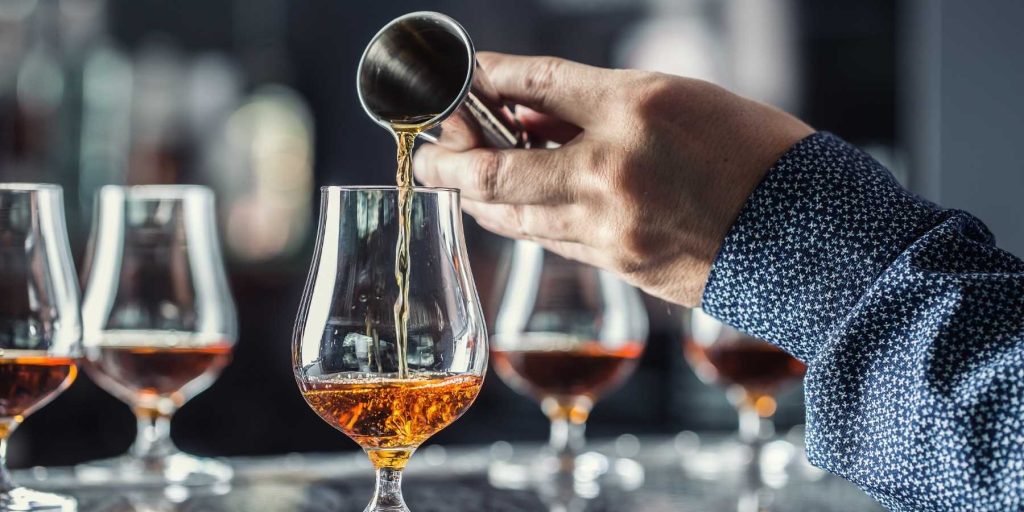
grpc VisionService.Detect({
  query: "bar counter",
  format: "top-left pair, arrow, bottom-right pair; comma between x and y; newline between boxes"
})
18,435 -> 883,511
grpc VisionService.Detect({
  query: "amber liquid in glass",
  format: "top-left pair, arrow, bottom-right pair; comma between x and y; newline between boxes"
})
492,340 -> 644,417
86,331 -> 232,413
300,372 -> 482,469
0,355 -> 77,437
683,336 -> 806,400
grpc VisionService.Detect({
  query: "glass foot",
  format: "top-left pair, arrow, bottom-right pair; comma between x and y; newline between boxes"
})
488,449 -> 643,492
675,431 -> 818,483
362,505 -> 410,512
0,488 -> 76,511
75,453 -> 233,487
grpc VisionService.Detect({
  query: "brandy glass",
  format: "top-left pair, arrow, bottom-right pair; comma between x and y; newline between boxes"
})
0,184 -> 81,511
77,185 -> 237,486
293,187 -> 487,512
682,307 -> 806,474
491,241 -> 648,479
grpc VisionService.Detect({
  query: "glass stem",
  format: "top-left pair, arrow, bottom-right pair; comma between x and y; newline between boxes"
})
738,402 -> 776,475
367,467 -> 408,511
132,409 -> 176,460
737,403 -> 764,445
549,418 -> 586,460
0,435 -> 16,493
543,396 -> 590,465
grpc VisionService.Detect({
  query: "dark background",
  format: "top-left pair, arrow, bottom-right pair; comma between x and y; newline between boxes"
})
2,0 -> 899,466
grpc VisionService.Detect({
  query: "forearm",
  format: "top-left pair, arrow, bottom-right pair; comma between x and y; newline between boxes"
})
703,132 -> 1024,511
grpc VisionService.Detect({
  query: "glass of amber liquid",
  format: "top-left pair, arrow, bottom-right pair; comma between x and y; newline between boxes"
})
0,184 -> 81,510
490,241 -> 649,480
682,307 -> 806,474
294,187 -> 487,512
77,185 -> 237,486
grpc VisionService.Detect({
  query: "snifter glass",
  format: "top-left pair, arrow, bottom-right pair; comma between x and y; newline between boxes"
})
490,241 -> 649,482
293,186 -> 487,512
77,185 -> 238,486
682,307 -> 806,475
0,184 -> 81,511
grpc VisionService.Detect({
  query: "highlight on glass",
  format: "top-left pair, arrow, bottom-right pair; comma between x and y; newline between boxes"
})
0,184 -> 81,511
293,186 -> 487,512
490,241 -> 649,482
77,185 -> 238,486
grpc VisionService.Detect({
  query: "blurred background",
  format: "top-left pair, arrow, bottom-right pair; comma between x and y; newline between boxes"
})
0,0 -> 1021,467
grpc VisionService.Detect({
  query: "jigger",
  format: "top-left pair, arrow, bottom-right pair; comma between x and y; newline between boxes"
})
357,11 -> 527,149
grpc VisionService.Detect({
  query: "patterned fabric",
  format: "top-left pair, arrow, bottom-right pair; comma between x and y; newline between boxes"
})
702,132 -> 1024,511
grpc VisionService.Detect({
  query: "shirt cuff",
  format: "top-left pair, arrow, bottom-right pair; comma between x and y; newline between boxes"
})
700,132 -> 949,361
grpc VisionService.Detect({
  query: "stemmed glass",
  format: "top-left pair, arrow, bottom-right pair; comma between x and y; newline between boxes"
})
77,185 -> 238,486
490,241 -> 648,481
0,184 -> 81,511
293,186 -> 487,512
681,307 -> 806,475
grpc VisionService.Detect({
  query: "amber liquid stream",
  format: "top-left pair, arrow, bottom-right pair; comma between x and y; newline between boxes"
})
392,127 -> 417,379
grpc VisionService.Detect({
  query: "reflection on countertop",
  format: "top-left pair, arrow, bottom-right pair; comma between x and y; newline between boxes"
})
18,434 -> 883,512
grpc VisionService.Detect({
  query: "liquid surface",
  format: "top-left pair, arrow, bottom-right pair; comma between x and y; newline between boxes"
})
0,356 -> 77,436
683,337 -> 806,399
299,372 -> 482,469
491,341 -> 644,402
85,331 -> 232,407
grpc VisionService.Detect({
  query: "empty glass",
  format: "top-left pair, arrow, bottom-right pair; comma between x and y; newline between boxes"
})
293,187 -> 487,512
0,184 -> 81,511
77,185 -> 237,486
490,241 -> 648,483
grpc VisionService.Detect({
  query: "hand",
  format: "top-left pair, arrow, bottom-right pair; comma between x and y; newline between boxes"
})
413,52 -> 813,306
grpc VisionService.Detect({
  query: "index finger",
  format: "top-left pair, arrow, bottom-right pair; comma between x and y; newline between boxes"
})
478,52 -> 612,126
413,143 -> 578,205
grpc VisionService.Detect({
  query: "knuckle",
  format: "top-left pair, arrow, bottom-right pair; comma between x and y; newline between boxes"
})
601,200 -> 655,271
628,73 -> 677,120
613,229 -> 652,276
471,151 -> 504,201
523,57 -> 564,105
581,144 -> 626,192
612,254 -> 643,276
620,224 -> 650,259
601,154 -> 645,204
606,160 -> 635,192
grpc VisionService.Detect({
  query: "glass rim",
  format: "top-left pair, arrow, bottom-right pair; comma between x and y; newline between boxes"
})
98,184 -> 213,199
356,11 -> 475,131
320,185 -> 460,194
0,183 -> 62,192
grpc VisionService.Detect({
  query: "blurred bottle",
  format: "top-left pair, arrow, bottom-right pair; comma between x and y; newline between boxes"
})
0,0 -> 128,244
199,0 -> 314,265
0,0 -> 66,183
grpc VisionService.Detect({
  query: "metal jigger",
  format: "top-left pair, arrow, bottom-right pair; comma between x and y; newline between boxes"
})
357,11 -> 526,150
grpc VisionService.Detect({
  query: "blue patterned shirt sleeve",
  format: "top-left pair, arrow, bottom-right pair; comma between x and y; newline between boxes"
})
702,132 -> 1024,511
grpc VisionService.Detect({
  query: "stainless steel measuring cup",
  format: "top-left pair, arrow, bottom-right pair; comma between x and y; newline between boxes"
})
357,11 -> 527,150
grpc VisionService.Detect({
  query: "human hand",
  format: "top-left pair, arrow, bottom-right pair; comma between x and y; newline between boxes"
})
413,52 -> 813,306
